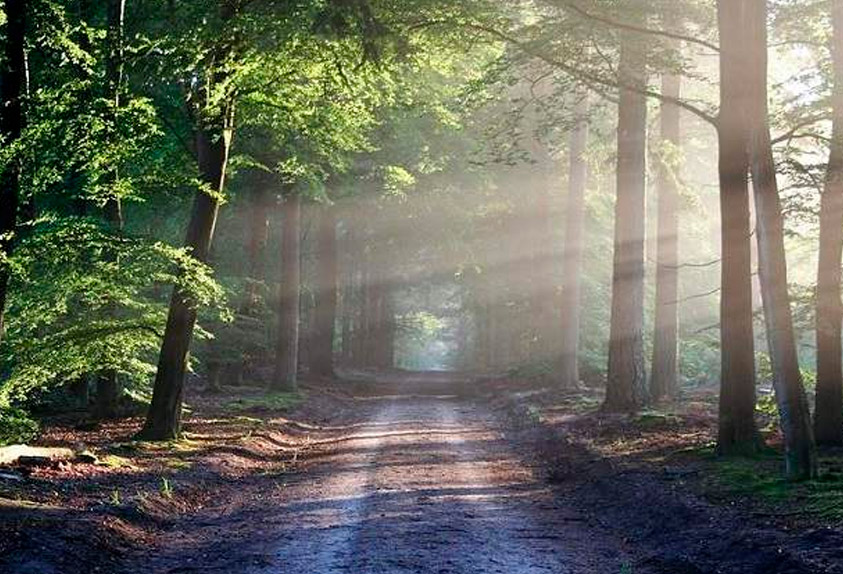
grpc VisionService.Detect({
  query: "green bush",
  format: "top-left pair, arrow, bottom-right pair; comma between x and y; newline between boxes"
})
0,407 -> 40,446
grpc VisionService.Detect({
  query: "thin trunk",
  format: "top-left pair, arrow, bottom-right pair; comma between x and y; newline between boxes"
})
242,178 -> 271,316
745,0 -> 817,479
340,225 -> 354,364
650,65 -> 682,402
716,0 -> 760,455
605,30 -> 648,412
96,0 -> 126,420
0,0 -> 26,343
273,194 -> 302,391
309,206 -> 338,378
557,98 -> 589,389
815,0 -> 843,447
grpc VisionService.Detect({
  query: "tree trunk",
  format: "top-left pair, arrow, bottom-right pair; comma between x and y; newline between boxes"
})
242,177 -> 271,316
96,0 -> 126,420
0,0 -> 26,344
557,98 -> 589,389
139,121 -> 231,440
604,30 -> 648,412
273,194 -> 302,391
650,64 -> 682,402
815,0 -> 843,447
309,206 -> 338,378
716,0 -> 760,455
744,0 -> 817,479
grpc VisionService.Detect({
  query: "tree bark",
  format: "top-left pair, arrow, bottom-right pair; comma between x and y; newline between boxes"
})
242,176 -> 272,316
650,64 -> 682,402
96,0 -> 127,420
815,0 -> 843,447
557,98 -> 589,389
716,0 -> 760,456
744,0 -> 817,479
0,0 -> 26,344
309,206 -> 338,378
273,194 -> 302,391
139,118 -> 230,439
604,29 -> 648,412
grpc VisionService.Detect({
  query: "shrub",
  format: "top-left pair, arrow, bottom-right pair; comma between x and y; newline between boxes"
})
0,407 -> 39,446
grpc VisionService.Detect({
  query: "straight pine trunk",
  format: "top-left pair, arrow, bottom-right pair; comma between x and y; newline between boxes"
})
0,0 -> 26,343
273,194 -> 302,391
309,207 -> 338,378
557,98 -> 589,389
650,66 -> 682,402
815,0 -> 843,446
605,29 -> 648,412
744,0 -> 817,479
242,177 -> 272,316
716,0 -> 760,455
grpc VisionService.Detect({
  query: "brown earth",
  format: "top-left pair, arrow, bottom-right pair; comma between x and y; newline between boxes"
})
2,374 -> 843,574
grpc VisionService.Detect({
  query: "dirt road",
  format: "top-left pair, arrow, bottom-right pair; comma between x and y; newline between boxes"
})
228,394 -> 640,574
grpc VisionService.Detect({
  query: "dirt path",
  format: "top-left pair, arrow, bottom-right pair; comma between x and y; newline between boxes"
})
140,394 -> 644,574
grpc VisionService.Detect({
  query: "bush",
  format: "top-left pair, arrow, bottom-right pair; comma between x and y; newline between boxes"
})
0,407 -> 40,446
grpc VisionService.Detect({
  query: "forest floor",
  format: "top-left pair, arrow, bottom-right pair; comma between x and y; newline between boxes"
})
2,373 -> 843,573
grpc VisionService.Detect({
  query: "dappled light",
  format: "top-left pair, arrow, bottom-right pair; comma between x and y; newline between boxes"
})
2,0 -> 843,572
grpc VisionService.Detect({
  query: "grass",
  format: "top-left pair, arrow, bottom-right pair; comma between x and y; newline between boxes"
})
704,453 -> 843,522
224,391 -> 305,413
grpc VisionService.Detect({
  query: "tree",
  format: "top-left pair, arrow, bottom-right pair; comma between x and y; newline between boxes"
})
650,45 -> 682,402
139,1 -> 238,440
557,97 -> 589,389
716,0 -> 760,456
95,0 -> 128,420
0,0 -> 26,344
815,0 -> 843,447
604,27 -> 648,412
309,205 -> 338,378
744,0 -> 817,479
273,193 -> 302,391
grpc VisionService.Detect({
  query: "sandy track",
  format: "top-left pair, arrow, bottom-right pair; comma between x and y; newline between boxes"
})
239,395 -> 640,574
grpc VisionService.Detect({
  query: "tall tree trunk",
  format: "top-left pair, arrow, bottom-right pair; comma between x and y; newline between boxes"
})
815,0 -> 843,447
0,0 -> 26,343
96,0 -> 127,420
716,0 -> 760,455
273,194 -> 302,391
309,206 -> 338,378
242,177 -> 271,316
604,30 -> 648,412
744,0 -> 817,479
650,64 -> 682,402
557,98 -> 589,389
140,120 -> 230,439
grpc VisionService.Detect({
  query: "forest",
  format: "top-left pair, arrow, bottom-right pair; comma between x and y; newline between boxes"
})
3,0 -> 843,573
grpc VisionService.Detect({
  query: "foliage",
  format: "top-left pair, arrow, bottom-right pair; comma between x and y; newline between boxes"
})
0,407 -> 40,446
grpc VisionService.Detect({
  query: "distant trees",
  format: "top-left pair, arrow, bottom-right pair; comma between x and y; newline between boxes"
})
557,98 -> 589,390
650,44 -> 681,402
273,193 -> 302,391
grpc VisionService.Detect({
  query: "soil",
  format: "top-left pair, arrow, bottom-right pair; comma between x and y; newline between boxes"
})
2,373 -> 843,573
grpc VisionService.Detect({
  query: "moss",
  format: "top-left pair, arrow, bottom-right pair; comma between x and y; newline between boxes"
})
224,391 -> 305,413
707,454 -> 843,522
